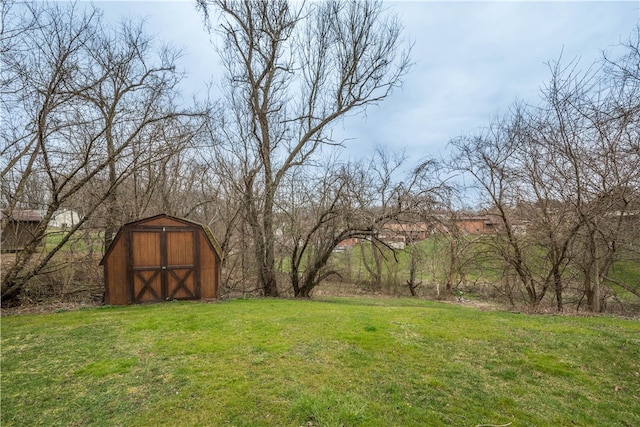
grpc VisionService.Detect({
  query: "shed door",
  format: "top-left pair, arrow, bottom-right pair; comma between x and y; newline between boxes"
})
130,227 -> 200,303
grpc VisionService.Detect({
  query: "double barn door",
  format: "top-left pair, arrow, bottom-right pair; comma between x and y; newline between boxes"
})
129,226 -> 200,303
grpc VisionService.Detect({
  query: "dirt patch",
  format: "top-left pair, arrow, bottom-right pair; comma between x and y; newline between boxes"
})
441,298 -> 505,312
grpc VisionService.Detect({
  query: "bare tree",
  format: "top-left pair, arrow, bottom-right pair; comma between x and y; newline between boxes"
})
531,39 -> 639,311
1,2 -> 204,304
450,110 -> 546,310
439,213 -> 485,295
405,242 -> 424,297
197,0 -> 411,296
579,26 -> 640,310
449,29 -> 640,312
78,17 -> 206,249
282,152 -> 442,298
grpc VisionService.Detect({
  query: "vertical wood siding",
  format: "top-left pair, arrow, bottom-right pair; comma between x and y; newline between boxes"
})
102,215 -> 221,305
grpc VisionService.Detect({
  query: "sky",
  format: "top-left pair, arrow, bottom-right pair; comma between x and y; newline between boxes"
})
96,1 -> 640,163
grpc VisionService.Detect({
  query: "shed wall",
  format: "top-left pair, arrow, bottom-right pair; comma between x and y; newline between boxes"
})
1,222 -> 43,252
199,234 -> 218,299
105,235 -> 129,305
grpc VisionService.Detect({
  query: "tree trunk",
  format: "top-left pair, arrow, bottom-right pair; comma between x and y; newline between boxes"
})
261,185 -> 279,297
553,268 -> 563,312
406,246 -> 420,297
360,242 -> 382,290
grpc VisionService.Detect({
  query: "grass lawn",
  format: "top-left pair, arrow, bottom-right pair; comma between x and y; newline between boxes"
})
2,298 -> 639,426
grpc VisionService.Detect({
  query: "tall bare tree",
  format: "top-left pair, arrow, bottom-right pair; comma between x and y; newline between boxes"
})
197,0 -> 411,296
79,18 -> 202,249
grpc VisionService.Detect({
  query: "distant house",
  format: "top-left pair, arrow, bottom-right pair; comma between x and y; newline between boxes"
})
335,237 -> 359,251
382,222 -> 432,243
333,215 -> 499,252
1,210 -> 46,252
50,209 -> 81,229
452,216 -> 496,235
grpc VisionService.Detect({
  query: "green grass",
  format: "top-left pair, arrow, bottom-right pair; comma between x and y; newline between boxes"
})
2,298 -> 639,426
45,229 -> 104,254
609,258 -> 640,300
326,237 -> 508,291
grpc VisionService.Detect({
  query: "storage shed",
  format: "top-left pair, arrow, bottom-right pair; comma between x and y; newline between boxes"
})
1,209 -> 45,252
100,214 -> 222,305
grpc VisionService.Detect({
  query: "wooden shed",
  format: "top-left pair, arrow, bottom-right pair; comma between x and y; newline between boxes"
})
1,209 -> 45,253
100,214 -> 222,305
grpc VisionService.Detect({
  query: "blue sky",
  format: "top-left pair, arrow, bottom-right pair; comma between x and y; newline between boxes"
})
97,1 -> 640,162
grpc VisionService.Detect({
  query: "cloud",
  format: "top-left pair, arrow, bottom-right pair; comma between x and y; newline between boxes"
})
336,1 -> 639,160
96,0 -> 639,162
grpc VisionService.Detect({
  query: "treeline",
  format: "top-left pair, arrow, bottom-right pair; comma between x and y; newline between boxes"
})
1,1 -> 638,313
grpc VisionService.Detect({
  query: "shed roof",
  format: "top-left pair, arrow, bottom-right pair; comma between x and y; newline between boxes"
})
1,209 -> 45,222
